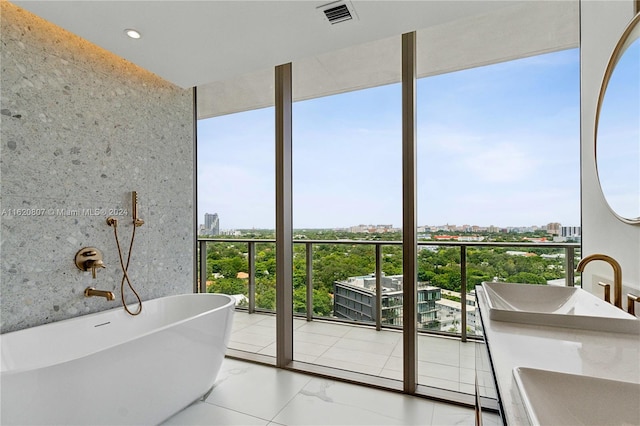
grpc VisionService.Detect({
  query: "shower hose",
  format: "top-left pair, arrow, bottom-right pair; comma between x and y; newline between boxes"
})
107,217 -> 143,316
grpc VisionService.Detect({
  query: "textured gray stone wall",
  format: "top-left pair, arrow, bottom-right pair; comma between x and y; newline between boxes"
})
1,3 -> 194,333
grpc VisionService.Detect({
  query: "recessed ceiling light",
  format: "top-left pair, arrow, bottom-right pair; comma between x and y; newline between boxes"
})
124,29 -> 141,39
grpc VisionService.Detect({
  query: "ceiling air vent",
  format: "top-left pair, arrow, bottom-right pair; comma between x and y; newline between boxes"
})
318,1 -> 358,25
324,4 -> 351,24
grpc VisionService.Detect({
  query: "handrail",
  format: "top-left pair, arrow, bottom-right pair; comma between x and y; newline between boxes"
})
199,237 -> 578,248
197,237 -> 580,341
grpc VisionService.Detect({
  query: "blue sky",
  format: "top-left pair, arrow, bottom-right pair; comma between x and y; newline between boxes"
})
198,48 -> 582,230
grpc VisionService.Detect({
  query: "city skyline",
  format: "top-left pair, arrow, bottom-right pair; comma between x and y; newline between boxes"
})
198,48 -> 582,229
198,211 -> 577,232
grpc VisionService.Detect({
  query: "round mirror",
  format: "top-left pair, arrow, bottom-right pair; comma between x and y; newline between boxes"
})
596,12 -> 640,224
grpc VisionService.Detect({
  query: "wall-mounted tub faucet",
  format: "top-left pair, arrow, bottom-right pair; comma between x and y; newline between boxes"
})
75,247 -> 106,279
84,287 -> 115,301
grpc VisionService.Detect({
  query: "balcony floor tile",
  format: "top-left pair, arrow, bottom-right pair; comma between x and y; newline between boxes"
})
229,311 -> 483,396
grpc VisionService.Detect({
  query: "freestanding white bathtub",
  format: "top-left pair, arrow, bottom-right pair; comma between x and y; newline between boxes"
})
1,293 -> 235,425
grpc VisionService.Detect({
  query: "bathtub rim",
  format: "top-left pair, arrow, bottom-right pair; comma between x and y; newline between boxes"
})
0,293 -> 235,374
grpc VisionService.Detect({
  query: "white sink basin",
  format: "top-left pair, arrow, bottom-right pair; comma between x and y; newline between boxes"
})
513,367 -> 640,426
481,282 -> 639,334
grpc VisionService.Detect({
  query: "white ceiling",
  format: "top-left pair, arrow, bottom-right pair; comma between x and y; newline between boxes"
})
12,0 -> 522,89
197,0 -> 579,118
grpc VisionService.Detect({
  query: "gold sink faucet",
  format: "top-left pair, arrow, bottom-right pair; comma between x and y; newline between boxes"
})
576,254 -> 622,309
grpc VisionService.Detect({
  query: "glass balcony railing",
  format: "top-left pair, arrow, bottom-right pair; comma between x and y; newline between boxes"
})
197,238 -> 580,341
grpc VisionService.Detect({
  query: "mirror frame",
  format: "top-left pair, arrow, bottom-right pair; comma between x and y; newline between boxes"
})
594,11 -> 640,225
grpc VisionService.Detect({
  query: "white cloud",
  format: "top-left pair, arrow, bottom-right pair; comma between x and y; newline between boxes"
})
464,141 -> 537,183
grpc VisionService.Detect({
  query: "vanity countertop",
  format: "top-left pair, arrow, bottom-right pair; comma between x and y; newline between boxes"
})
476,286 -> 640,425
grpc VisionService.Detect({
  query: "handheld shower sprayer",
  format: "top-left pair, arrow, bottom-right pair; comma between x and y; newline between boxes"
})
106,191 -> 143,316
132,191 -> 144,227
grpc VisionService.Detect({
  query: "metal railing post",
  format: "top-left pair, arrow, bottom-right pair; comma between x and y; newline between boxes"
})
565,246 -> 575,287
199,240 -> 207,293
248,241 -> 256,313
306,242 -> 313,321
460,245 -> 467,343
375,243 -> 382,331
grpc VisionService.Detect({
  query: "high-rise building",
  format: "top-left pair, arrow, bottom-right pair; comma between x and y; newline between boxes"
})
203,213 -> 220,236
546,222 -> 561,236
561,226 -> 581,238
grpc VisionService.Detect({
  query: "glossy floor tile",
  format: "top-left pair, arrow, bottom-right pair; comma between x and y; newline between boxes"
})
162,358 -> 495,426
228,312 -> 482,394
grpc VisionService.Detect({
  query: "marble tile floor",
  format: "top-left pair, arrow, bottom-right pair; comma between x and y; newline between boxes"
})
162,357 -> 500,426
226,312 -> 496,398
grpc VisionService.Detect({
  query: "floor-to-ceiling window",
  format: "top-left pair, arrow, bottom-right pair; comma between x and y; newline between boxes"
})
290,36 -> 404,381
197,70 -> 276,359
415,47 -> 580,397
195,1 -> 580,408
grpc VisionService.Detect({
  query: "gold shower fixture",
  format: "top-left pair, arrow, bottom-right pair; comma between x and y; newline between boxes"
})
107,191 -> 144,316
132,191 -> 144,227
75,247 -> 106,279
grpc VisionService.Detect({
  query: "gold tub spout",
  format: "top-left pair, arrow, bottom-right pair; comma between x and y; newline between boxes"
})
84,287 -> 115,301
576,254 -> 622,309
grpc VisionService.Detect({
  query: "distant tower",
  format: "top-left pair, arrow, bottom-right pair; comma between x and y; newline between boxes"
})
204,213 -> 220,236
546,222 -> 561,236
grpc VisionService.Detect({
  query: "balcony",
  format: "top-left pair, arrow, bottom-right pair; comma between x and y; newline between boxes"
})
229,311 -> 487,395
198,237 -> 580,404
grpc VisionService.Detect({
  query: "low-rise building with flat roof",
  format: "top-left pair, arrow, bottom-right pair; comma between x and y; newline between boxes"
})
333,273 -> 441,329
